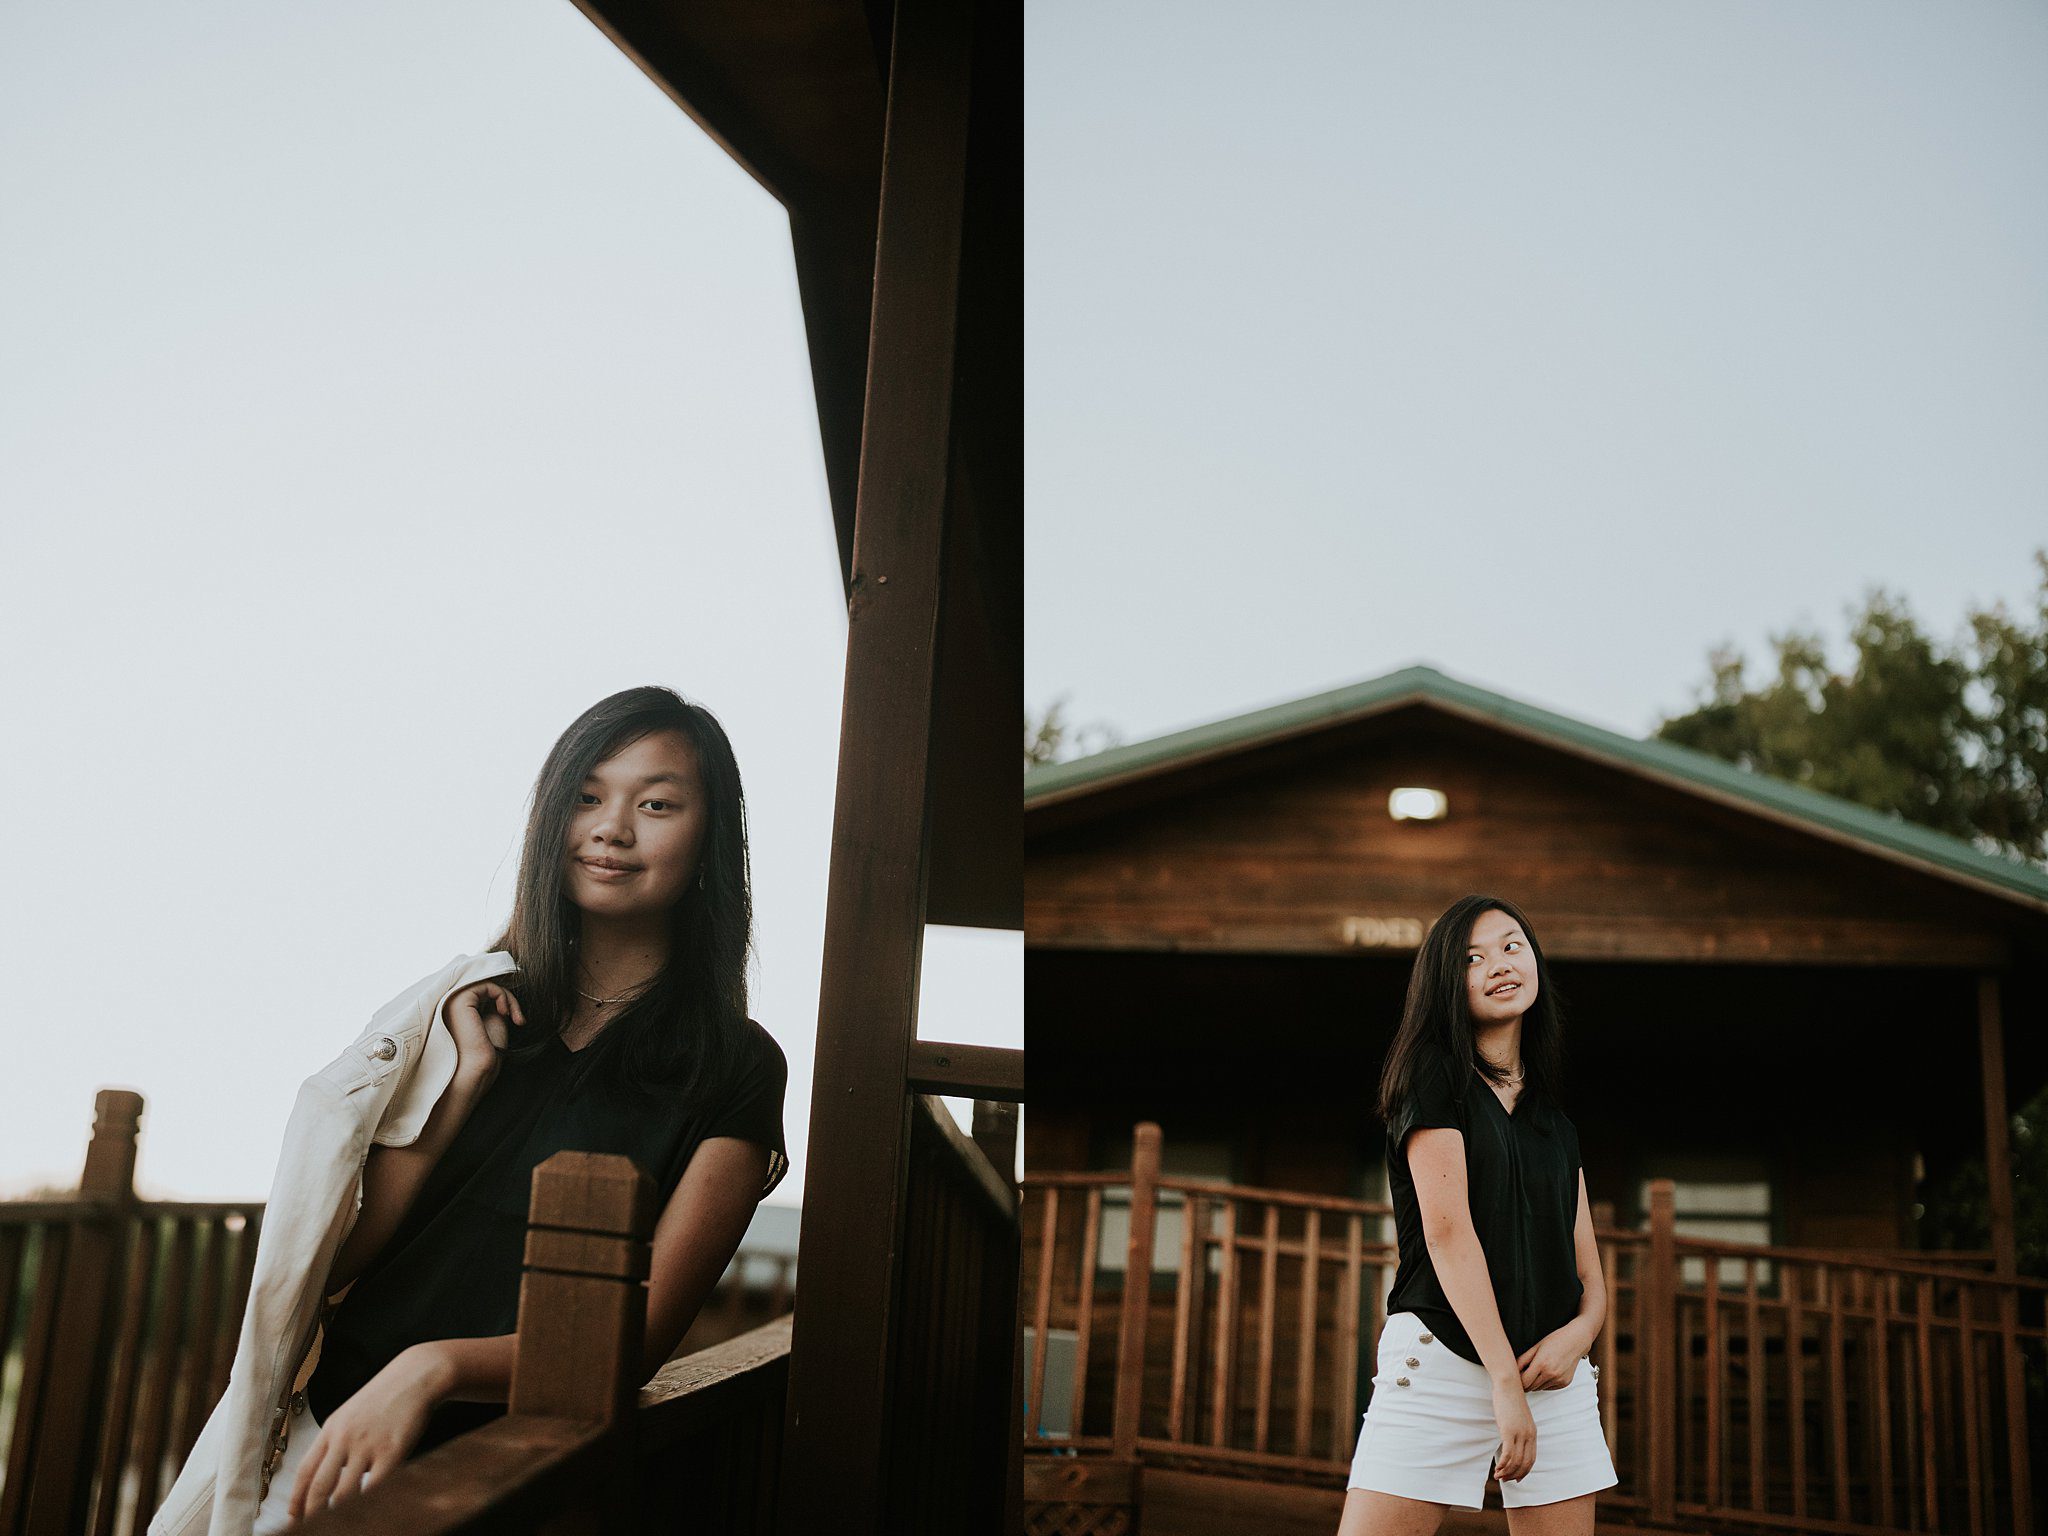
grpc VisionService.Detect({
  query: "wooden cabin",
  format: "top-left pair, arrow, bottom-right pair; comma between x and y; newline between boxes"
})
0,3 -> 1022,1534
1022,663 -> 2047,1536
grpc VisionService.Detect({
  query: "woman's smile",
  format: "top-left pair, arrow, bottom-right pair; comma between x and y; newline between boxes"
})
578,859 -> 642,881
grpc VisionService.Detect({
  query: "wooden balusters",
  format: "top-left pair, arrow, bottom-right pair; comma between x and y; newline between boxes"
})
1337,1211 -> 1363,1454
1293,1207 -> 1319,1458
1787,1263 -> 1807,1520
1252,1202 -> 1278,1454
1645,1177 -> 1677,1524
1703,1242 -> 1723,1508
1208,1198 -> 1238,1448
1017,1133 -> 2044,1536
1072,1186 -> 1102,1440
1166,1193 -> 1203,1443
88,1214 -> 158,1536
1025,1187 -> 1057,1437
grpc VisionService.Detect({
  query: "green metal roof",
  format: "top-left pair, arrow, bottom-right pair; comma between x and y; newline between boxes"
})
1024,663 -> 2048,914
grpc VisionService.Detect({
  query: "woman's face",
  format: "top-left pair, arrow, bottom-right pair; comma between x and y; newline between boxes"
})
1464,906 -> 1537,1023
561,729 -> 710,919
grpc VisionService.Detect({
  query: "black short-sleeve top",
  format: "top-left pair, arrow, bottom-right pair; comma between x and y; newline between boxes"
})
308,1017 -> 788,1453
1383,1055 -> 1584,1367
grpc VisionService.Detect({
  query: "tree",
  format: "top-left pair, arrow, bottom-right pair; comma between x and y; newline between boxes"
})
1653,548 -> 2048,1267
1025,697 -> 1122,769
1655,549 -> 2048,866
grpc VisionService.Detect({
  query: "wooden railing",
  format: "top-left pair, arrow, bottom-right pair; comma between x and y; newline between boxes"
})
1022,1121 -> 2048,1536
883,1093 -> 1023,1532
281,1146 -> 788,1535
0,1089 -> 796,1536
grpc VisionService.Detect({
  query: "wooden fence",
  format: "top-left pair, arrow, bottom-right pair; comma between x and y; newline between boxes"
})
883,1093 -> 1024,1533
0,1088 -> 797,1536
1023,1121 -> 2048,1536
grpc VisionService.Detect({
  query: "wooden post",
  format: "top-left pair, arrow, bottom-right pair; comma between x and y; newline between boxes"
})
512,1150 -> 654,1536
24,1089 -> 141,1536
1112,1123 -> 1162,1459
1977,972 -> 2033,1536
1645,1178 -> 1678,1527
776,0 -> 974,1528
1978,972 -> 2018,1282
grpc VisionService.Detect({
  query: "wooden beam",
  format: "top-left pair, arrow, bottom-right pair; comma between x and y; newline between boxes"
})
907,1040 -> 1024,1099
1977,972 -> 2018,1281
1024,913 -> 2010,967
776,0 -> 972,1527
1974,971 -> 2034,1535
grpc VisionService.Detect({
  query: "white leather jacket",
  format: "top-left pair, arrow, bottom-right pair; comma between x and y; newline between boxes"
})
148,950 -> 521,1536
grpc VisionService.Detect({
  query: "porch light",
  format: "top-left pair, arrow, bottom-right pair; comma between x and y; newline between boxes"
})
1388,787 -> 1448,822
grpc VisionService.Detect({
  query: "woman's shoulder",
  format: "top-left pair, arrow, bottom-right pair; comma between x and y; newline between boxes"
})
739,1017 -> 784,1065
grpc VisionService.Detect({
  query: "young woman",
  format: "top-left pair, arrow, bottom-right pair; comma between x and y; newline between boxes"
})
254,686 -> 790,1531
1337,895 -> 1617,1536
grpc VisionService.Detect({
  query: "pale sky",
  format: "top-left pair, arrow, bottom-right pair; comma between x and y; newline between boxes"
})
1028,2 -> 2048,747
0,2 -> 1020,1207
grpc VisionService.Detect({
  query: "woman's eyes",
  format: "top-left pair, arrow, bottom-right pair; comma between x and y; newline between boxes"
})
1467,940 -> 1523,963
576,793 -> 674,811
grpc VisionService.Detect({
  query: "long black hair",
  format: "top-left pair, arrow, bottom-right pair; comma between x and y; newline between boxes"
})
1375,894 -> 1567,1138
482,685 -> 755,1109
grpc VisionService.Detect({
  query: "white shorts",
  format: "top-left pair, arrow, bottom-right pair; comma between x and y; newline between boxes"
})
1347,1310 -> 1619,1510
252,1398 -> 368,1534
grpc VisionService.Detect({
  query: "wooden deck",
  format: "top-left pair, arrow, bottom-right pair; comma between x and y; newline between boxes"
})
1022,1123 -> 2047,1536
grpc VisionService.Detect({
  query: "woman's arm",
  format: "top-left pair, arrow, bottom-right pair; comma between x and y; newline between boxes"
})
325,1072 -> 490,1297
1550,1167 -> 1607,1355
1407,1126 -> 1523,1386
326,982 -> 521,1297
417,1135 -> 773,1403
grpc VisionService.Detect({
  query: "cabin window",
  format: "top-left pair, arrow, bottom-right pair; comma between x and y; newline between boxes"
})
1096,1138 -> 1237,1278
1638,1169 -> 1774,1287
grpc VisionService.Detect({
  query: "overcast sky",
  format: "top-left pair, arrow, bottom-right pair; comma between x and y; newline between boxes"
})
1027,2 -> 2048,748
0,2 -> 1020,1207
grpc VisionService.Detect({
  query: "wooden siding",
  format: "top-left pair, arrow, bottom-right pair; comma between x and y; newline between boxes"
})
1027,712 -> 2030,966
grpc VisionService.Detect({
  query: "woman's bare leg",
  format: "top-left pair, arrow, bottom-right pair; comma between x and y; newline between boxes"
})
1334,1488 -> 1448,1536
1503,1491 -> 1596,1536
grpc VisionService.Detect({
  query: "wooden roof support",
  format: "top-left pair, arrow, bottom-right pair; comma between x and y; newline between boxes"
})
1978,971 -> 2018,1283
776,0 -> 972,1527
1977,970 -> 2035,1536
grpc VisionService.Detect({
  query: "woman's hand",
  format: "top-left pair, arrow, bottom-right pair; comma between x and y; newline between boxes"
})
1517,1327 -> 1588,1392
287,1346 -> 445,1521
441,980 -> 525,1093
1490,1376 -> 1537,1484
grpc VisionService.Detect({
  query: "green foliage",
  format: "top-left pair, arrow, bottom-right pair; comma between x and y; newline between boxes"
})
1656,549 -> 2048,865
1921,1097 -> 2048,1278
1654,549 -> 2048,1264
1025,697 -> 1122,769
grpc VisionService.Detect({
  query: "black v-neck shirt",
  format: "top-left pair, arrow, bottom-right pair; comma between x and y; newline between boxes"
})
1383,1054 -> 1584,1367
309,1018 -> 788,1453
